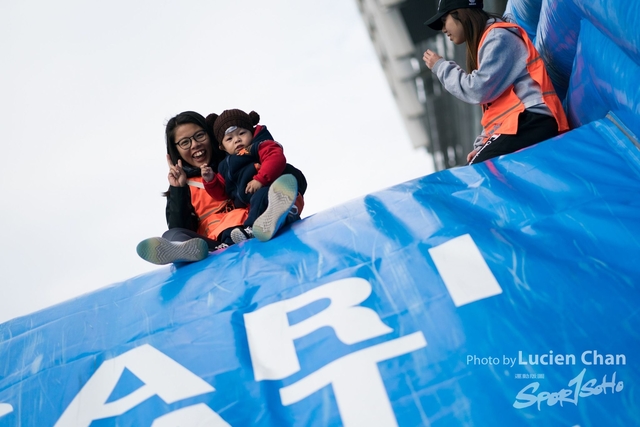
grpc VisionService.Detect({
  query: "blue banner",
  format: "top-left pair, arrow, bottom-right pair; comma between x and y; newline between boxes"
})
1,115 -> 639,426
2,0 -> 640,424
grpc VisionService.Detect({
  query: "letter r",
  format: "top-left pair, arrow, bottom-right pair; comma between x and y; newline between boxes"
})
244,278 -> 394,381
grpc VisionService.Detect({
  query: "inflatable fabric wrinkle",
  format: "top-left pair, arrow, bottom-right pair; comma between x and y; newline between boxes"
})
482,162 -> 511,187
0,272 -> 178,341
386,370 -> 464,420
297,206 -> 432,270
368,184 -> 447,235
364,195 -> 415,246
550,208 -> 639,271
584,117 -> 640,163
535,0 -> 580,99
285,299 -> 332,329
424,324 -> 467,371
418,132 -> 636,300
482,149 -> 599,205
567,21 -> 640,135
370,254 -> 433,305
231,238 -> 308,289
415,169 -> 483,192
1,318 -> 120,375
485,227 -> 530,280
488,154 -> 574,196
532,0 -> 640,131
159,276 -> 188,302
303,242 -> 373,276
606,113 -> 640,151
240,262 -> 356,311
565,32 -> 608,127
413,171 -> 500,212
434,182 -> 524,228
569,1 -> 640,63
504,0 -> 543,40
492,193 -> 627,268
192,255 -> 247,290
593,120 -> 640,178
297,206 -> 369,241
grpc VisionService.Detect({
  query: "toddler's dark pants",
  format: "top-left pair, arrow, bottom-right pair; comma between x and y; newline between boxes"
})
163,227 -> 235,249
245,187 -> 270,227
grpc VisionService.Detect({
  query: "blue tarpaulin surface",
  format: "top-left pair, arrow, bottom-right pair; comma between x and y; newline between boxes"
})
1,0 -> 639,425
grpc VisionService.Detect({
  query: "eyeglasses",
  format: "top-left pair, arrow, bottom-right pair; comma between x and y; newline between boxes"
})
175,130 -> 208,149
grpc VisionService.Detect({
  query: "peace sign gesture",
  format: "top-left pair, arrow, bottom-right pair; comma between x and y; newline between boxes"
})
166,154 -> 187,187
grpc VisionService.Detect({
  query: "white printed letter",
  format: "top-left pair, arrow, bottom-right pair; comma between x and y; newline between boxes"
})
244,278 -> 393,380
0,403 -> 13,418
429,234 -> 502,306
55,344 -> 215,427
280,332 -> 427,427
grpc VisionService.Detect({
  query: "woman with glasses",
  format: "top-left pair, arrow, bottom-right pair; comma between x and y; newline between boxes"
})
136,111 -> 252,265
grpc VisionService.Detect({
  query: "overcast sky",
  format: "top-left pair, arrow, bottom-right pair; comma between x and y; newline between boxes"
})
0,0 -> 434,324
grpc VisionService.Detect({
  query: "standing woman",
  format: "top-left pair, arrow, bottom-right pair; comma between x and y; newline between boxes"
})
136,111 -> 249,265
422,0 -> 569,165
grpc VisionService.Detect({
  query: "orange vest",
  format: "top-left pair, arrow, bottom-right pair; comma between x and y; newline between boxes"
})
187,178 -> 249,240
478,22 -> 569,140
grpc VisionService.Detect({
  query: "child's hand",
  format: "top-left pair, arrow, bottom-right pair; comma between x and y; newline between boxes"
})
166,155 -> 187,187
245,179 -> 263,194
201,165 -> 214,182
423,49 -> 442,70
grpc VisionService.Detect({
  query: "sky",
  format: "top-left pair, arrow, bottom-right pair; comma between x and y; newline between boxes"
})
0,0 -> 434,324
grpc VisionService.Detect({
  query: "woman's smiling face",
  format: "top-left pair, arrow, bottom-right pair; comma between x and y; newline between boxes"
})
173,123 -> 212,167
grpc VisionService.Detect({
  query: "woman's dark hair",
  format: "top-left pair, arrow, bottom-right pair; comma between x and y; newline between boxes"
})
450,8 -> 502,72
165,111 -> 226,167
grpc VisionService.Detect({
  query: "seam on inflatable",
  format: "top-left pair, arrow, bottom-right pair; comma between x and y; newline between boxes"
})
606,112 -> 640,150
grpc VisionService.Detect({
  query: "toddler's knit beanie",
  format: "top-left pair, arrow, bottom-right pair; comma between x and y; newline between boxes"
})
207,109 -> 260,143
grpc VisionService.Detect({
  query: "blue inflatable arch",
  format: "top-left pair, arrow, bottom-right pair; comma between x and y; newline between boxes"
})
1,0 -> 639,425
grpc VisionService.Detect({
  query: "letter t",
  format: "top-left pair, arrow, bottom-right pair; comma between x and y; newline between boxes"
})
280,332 -> 427,426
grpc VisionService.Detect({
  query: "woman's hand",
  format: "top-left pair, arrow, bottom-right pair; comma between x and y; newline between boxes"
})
423,49 -> 442,70
466,149 -> 479,164
201,165 -> 214,182
166,154 -> 187,187
245,179 -> 263,194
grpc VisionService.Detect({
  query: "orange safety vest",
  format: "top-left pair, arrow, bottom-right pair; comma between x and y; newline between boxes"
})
478,22 -> 569,140
187,177 -> 249,240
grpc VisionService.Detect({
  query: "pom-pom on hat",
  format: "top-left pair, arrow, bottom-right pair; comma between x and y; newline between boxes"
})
424,0 -> 484,30
208,109 -> 260,143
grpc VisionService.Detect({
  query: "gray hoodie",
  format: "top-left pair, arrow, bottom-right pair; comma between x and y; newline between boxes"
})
432,19 -> 551,149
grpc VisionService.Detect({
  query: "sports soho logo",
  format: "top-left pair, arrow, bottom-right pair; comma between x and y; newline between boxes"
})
514,368 -> 624,411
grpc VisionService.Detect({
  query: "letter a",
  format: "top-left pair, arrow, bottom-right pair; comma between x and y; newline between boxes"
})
55,344 -> 215,427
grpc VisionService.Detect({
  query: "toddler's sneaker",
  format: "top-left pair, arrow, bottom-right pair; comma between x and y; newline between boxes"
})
231,226 -> 254,244
286,204 -> 301,225
136,237 -> 209,265
253,174 -> 298,242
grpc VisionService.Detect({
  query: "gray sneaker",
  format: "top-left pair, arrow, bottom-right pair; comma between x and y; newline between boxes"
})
231,226 -> 254,243
136,237 -> 209,265
253,174 -> 298,242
